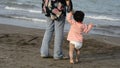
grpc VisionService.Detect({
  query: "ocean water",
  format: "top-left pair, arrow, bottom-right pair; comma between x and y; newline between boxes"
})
0,0 -> 120,37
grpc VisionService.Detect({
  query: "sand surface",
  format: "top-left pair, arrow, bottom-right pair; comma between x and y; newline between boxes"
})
0,24 -> 120,68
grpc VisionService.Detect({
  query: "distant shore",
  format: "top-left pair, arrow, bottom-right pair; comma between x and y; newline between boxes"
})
0,24 -> 120,68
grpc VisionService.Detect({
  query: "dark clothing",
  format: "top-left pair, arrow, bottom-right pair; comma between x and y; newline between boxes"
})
42,0 -> 73,20
40,0 -> 73,59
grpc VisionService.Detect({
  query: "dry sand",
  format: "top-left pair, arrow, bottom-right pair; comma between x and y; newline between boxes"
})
0,24 -> 120,68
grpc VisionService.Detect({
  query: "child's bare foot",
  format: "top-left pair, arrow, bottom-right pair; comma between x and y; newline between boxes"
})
75,58 -> 79,63
70,60 -> 74,64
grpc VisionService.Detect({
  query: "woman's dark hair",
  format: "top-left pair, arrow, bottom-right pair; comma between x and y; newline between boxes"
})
73,11 -> 85,22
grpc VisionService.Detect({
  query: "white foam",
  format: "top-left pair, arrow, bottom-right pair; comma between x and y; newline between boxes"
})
28,10 -> 42,13
11,16 -> 47,22
5,6 -> 22,10
86,15 -> 120,21
5,6 -> 42,14
10,2 -> 23,5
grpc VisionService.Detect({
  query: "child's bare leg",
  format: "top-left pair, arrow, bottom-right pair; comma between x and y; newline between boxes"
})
69,43 -> 75,64
75,49 -> 80,63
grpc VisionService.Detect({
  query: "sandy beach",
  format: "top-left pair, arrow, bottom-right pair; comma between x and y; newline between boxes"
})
0,24 -> 120,68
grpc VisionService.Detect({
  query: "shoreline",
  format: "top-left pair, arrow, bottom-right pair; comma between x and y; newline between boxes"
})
0,24 -> 120,68
0,23 -> 119,46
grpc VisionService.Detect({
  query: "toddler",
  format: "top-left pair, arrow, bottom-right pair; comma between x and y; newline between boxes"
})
66,11 -> 93,64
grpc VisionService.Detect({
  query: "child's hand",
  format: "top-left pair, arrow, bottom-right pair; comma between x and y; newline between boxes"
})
89,23 -> 94,28
68,10 -> 74,15
84,23 -> 94,33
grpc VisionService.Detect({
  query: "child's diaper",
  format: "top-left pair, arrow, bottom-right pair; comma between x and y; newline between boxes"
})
70,41 -> 82,49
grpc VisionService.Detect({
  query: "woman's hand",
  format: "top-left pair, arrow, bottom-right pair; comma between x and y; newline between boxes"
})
52,8 -> 59,14
43,5 -> 46,13
66,0 -> 73,12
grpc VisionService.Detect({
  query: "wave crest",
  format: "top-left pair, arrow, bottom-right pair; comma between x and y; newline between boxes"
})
86,15 -> 120,21
5,6 -> 42,14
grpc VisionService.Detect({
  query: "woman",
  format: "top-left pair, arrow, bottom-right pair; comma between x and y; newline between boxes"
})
40,0 -> 73,60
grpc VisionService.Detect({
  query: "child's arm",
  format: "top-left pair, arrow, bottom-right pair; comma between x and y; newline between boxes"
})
83,23 -> 94,33
66,12 -> 73,24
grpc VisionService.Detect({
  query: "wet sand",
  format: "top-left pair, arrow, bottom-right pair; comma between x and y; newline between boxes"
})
0,24 -> 120,68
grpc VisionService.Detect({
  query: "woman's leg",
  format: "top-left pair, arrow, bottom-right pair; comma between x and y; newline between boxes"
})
54,17 -> 65,59
40,18 -> 54,57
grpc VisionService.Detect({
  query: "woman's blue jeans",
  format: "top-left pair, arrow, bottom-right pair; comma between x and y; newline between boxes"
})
40,17 -> 65,59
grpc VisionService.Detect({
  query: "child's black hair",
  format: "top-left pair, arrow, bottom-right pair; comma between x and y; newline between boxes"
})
73,11 -> 85,22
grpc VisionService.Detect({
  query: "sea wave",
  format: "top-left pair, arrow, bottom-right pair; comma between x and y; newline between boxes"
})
97,25 -> 120,30
5,6 -> 42,14
86,15 -> 120,21
0,1 -> 40,8
92,28 -> 120,37
0,14 -> 46,22
12,16 -> 47,22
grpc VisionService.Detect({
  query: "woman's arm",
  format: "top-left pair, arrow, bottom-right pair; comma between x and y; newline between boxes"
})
66,0 -> 73,12
42,0 -> 49,13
